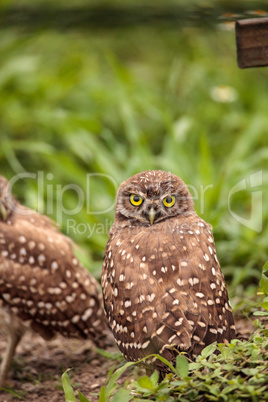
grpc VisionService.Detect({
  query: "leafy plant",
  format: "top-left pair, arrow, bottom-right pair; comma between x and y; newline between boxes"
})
62,370 -> 89,402
254,261 -> 268,318
62,334 -> 268,401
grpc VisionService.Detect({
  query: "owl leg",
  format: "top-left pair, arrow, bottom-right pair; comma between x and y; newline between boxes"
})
0,326 -> 25,386
146,367 -> 154,377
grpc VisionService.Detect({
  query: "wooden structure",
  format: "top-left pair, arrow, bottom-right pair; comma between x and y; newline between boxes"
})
236,17 -> 268,68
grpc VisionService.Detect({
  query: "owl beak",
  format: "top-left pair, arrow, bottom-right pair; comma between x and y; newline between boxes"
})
148,207 -> 156,225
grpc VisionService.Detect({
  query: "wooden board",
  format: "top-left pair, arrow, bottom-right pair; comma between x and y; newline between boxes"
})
236,17 -> 268,68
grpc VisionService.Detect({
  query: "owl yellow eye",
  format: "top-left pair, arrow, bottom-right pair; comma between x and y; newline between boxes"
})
129,194 -> 143,206
163,195 -> 175,208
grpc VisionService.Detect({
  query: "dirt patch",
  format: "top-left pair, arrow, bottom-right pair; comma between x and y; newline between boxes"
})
0,331 -> 121,402
234,315 -> 256,340
0,315 -> 256,402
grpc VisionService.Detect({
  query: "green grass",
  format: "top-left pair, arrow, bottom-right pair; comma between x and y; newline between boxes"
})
0,21 -> 267,286
0,2 -> 268,400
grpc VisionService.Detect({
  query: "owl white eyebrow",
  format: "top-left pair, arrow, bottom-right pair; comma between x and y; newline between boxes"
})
126,191 -> 144,198
161,194 -> 176,200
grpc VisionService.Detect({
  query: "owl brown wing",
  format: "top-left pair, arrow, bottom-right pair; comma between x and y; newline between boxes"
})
102,215 -> 235,364
0,214 -> 106,345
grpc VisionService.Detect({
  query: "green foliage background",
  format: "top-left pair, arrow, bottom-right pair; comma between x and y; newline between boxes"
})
0,0 -> 267,300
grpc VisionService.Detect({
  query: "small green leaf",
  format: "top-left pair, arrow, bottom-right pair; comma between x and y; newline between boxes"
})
176,355 -> 189,378
259,261 -> 268,295
111,388 -> 132,402
104,361 -> 137,398
261,296 -> 268,311
222,385 -> 239,394
78,391 -> 90,402
137,375 -> 153,390
145,354 -> 177,375
95,348 -> 123,360
241,368 -> 260,376
189,362 -> 202,370
253,311 -> 268,316
150,370 -> 159,387
61,369 -> 77,402
217,343 -> 230,358
98,386 -> 106,402
221,363 -> 237,371
201,343 -> 217,358
261,302 -> 268,311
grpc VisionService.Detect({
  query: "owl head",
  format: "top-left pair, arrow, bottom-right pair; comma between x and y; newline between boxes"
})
115,170 -> 194,226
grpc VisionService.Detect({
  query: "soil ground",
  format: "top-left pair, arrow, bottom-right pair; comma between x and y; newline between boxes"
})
0,316 -> 255,402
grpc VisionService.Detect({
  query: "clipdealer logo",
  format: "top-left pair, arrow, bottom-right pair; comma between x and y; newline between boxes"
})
228,170 -> 263,232
7,170 -> 264,237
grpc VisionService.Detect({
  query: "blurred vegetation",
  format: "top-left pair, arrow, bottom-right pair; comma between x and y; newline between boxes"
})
0,0 -> 267,301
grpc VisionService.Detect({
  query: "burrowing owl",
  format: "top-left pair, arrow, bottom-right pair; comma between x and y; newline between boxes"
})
102,170 -> 235,376
0,175 -> 109,385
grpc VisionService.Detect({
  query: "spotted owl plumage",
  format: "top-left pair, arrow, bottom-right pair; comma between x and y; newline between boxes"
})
0,175 -> 109,385
102,170 -> 235,374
